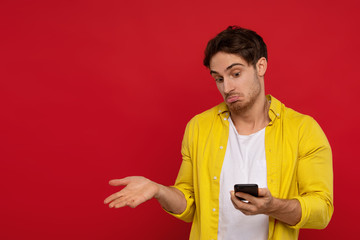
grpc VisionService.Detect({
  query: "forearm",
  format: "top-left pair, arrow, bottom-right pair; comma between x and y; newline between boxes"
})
267,198 -> 301,226
155,184 -> 187,214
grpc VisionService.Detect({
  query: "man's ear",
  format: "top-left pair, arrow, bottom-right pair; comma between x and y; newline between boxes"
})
256,57 -> 267,77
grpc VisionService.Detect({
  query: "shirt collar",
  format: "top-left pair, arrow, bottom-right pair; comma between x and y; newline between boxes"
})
216,95 -> 282,121
267,95 -> 282,123
217,102 -> 229,115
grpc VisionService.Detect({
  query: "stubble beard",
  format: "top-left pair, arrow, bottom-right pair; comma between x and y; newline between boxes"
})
227,78 -> 262,115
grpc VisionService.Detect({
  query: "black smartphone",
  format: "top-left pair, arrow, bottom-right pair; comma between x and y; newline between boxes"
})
234,184 -> 258,201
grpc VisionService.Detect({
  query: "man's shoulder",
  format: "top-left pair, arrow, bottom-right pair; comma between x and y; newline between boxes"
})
271,95 -> 318,127
190,102 -> 227,123
182,102 -> 226,136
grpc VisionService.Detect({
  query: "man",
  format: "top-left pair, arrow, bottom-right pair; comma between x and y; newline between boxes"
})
104,26 -> 333,240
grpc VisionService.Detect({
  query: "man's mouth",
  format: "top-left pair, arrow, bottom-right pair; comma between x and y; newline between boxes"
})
226,95 -> 240,103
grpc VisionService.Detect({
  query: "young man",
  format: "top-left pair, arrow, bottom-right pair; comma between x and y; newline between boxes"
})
104,26 -> 334,240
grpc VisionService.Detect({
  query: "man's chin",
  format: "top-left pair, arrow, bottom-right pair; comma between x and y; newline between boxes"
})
227,101 -> 250,114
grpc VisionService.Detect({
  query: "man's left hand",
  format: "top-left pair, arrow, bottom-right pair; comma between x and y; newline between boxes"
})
230,188 -> 302,226
230,188 -> 274,216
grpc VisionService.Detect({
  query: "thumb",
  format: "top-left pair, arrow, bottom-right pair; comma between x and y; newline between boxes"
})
109,178 -> 130,186
258,188 -> 269,197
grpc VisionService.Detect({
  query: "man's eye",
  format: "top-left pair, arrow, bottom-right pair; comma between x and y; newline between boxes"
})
233,72 -> 241,77
215,77 -> 224,82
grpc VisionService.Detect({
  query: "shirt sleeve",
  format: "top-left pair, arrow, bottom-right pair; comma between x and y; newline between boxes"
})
165,118 -> 196,222
290,116 -> 334,229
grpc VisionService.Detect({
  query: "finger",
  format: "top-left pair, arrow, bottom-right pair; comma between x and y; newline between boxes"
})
113,201 -> 128,209
115,195 -> 144,209
258,188 -> 269,197
231,191 -> 246,205
104,193 -> 120,204
230,193 -> 240,209
110,192 -> 137,208
230,191 -> 239,202
104,190 -> 127,204
111,195 -> 131,208
234,191 -> 255,203
241,210 -> 256,216
231,198 -> 255,215
109,178 -> 130,186
230,191 -> 250,210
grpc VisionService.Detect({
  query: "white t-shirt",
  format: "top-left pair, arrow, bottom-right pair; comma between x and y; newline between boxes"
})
218,117 -> 269,240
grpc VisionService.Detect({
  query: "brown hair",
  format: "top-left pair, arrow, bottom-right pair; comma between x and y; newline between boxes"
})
203,26 -> 268,68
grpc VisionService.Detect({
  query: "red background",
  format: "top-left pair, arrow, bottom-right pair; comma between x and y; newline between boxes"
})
1,0 -> 359,239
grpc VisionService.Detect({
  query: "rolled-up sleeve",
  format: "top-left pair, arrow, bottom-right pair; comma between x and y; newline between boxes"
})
290,117 -> 334,229
166,119 -> 196,222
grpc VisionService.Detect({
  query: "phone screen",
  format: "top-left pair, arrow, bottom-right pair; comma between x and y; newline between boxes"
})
234,184 -> 258,201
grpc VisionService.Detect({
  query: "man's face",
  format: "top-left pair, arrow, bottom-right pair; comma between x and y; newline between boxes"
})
209,52 -> 263,114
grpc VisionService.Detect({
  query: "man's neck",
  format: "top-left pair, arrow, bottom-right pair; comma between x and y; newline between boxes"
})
230,95 -> 271,135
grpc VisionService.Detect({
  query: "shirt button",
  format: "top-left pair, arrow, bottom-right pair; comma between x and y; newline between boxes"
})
218,110 -> 221,113
223,118 -> 227,120
212,208 -> 216,212
213,176 -> 217,180
219,146 -> 223,150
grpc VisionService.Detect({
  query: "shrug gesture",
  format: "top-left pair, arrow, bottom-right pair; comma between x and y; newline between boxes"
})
104,176 -> 186,213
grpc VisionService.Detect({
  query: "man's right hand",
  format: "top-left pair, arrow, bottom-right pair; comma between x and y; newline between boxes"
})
104,176 -> 160,209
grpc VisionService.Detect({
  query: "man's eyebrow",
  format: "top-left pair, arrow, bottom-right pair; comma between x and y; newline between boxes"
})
210,70 -> 218,75
226,63 -> 244,70
210,63 -> 245,75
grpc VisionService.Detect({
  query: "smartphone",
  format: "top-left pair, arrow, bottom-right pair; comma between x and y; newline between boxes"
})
234,184 -> 258,201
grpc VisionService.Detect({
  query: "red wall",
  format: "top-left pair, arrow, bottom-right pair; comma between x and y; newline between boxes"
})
1,0 -> 359,239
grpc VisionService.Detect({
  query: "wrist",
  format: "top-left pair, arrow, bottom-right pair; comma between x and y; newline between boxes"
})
266,196 -> 280,215
153,183 -> 163,200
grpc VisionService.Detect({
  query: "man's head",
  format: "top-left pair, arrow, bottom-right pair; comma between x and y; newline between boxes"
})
205,26 -> 268,115
203,26 -> 267,69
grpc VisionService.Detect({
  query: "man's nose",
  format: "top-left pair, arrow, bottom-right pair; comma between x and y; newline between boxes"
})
223,77 -> 234,94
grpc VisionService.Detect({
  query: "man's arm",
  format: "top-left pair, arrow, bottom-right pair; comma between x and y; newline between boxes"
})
230,188 -> 301,226
231,116 -> 333,228
104,176 -> 187,214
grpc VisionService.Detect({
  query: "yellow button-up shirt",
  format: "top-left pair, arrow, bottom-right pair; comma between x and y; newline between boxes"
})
168,95 -> 333,240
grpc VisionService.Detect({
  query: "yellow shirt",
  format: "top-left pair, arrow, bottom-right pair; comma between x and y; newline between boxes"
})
168,95 -> 334,240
